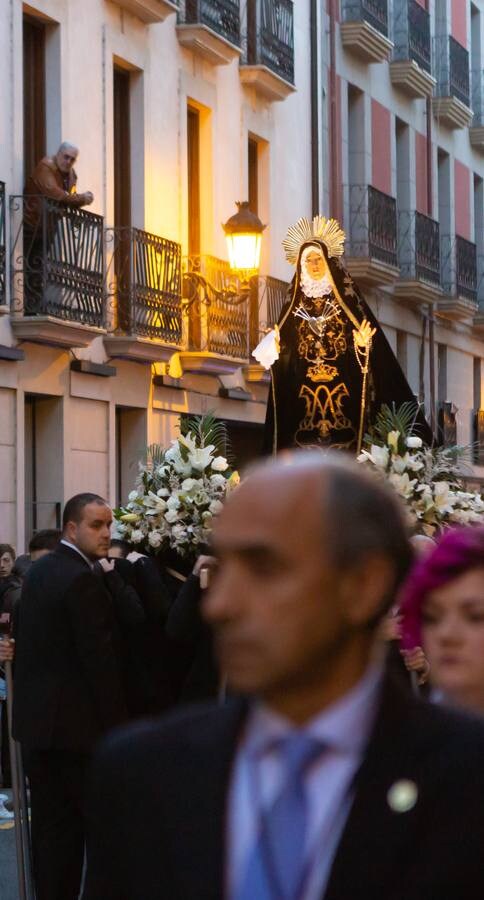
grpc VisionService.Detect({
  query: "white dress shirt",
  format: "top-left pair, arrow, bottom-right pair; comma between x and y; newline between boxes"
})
227,663 -> 384,900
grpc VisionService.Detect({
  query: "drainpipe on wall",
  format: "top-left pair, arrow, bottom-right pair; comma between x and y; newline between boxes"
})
310,0 -> 319,216
425,0 -> 436,438
328,0 -> 339,219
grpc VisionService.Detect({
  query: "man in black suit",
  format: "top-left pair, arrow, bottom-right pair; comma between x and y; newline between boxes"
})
83,456 -> 484,900
13,492 -> 127,900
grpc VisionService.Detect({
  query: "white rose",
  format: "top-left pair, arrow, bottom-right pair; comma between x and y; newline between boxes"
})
171,524 -> 186,541
209,499 -> 224,515
165,509 -> 180,524
157,487 -> 170,498
148,531 -> 163,548
130,529 -> 144,544
406,436 -> 423,449
211,456 -> 228,472
210,473 -> 226,488
181,478 -> 202,492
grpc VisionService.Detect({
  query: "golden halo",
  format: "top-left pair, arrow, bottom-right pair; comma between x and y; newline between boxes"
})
283,215 -> 346,265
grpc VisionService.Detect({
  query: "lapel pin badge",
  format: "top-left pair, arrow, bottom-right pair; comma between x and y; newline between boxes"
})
387,779 -> 418,814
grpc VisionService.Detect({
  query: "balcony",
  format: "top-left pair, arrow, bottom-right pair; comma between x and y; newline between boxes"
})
394,211 -> 442,306
178,255 -> 252,375
239,0 -> 295,102
9,196 -> 105,348
0,182 -> 5,312
112,0 -> 178,23
177,0 -> 241,65
104,227 -> 183,363
433,35 -> 473,129
345,185 -> 399,286
390,0 -> 435,99
341,0 -> 393,64
438,234 -> 478,320
470,69 -> 484,151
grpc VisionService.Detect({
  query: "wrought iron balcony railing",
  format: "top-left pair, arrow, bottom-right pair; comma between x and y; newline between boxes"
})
0,182 -> 5,306
456,235 -> 477,301
342,0 -> 389,37
263,274 -> 289,327
183,255 -> 251,360
244,0 -> 295,85
106,227 -> 183,345
434,35 -> 470,106
415,212 -> 440,284
10,195 -> 104,326
398,211 -> 440,285
393,0 -> 431,73
347,185 -> 398,268
472,68 -> 484,126
178,0 -> 240,47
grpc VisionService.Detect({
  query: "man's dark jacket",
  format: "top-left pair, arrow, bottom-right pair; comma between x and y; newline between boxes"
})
83,675 -> 484,899
13,543 -> 127,751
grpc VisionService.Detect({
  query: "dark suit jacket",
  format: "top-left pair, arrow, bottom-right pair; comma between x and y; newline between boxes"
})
83,675 -> 484,899
166,573 -> 219,703
13,543 -> 127,752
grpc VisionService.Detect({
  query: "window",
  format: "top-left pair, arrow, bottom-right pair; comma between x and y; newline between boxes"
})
437,343 -> 447,403
113,67 -> 132,230
187,106 -> 201,256
248,137 -> 259,215
23,15 -> 46,181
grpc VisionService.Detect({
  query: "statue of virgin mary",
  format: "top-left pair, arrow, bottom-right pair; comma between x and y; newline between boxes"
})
254,216 -> 432,455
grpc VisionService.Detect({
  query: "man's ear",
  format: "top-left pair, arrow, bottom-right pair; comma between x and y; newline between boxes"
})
340,555 -> 395,628
63,521 -> 76,544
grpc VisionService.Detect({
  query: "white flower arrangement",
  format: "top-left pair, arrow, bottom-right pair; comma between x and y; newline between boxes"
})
114,414 -> 239,561
357,403 -> 484,536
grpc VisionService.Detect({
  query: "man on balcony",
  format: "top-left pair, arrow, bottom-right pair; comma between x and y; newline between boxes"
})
23,142 -> 94,315
25,142 -> 94,211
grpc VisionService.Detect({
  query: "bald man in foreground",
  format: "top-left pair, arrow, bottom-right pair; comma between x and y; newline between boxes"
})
83,453 -> 484,900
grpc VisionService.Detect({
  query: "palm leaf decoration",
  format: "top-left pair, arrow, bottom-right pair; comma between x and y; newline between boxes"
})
365,401 -> 421,455
144,443 -> 166,472
180,411 -> 231,458
372,401 -> 419,442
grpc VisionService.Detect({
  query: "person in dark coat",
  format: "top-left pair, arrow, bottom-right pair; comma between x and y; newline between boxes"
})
165,555 -> 220,703
255,216 -> 432,454
83,454 -> 484,900
0,544 -> 21,789
13,493 -> 127,900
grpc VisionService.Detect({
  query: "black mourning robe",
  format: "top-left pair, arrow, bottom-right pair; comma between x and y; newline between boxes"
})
263,239 -> 433,454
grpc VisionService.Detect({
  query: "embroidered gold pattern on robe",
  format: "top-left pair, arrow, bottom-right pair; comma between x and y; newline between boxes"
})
294,294 -> 357,448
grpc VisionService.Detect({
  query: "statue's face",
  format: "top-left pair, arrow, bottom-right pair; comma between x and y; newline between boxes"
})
304,250 -> 328,281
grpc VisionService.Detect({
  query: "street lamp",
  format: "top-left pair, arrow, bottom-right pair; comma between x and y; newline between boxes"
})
223,201 -> 265,274
183,202 -> 266,309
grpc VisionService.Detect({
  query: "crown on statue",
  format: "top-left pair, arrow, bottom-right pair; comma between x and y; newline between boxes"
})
283,216 -> 346,265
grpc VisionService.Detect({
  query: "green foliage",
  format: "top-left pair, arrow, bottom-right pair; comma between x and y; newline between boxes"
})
180,411 -> 230,457
368,401 -> 420,453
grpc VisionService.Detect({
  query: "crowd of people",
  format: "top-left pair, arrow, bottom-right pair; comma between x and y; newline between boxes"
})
2,456 -> 484,899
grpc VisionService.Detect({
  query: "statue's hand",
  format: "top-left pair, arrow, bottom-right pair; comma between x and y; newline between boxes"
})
354,319 -> 376,349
